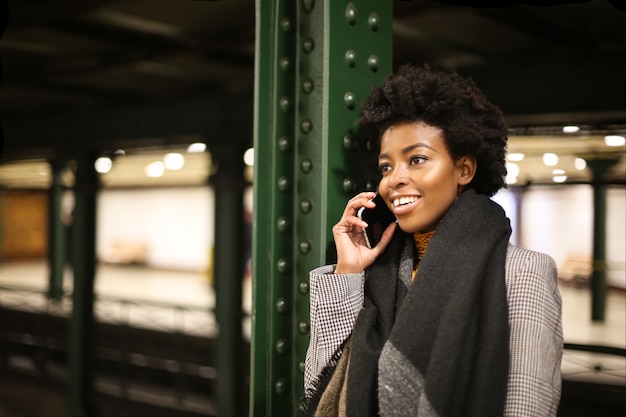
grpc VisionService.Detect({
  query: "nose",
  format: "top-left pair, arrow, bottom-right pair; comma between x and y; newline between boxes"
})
386,163 -> 409,189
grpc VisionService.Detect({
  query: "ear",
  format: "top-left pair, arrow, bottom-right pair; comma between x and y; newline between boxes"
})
457,155 -> 477,186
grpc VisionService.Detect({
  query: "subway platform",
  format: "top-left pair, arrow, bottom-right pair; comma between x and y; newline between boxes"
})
0,260 -> 624,416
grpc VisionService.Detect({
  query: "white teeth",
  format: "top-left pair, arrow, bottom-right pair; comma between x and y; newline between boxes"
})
393,196 -> 417,207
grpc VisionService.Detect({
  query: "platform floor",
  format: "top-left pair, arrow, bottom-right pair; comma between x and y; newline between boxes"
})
0,260 -> 624,393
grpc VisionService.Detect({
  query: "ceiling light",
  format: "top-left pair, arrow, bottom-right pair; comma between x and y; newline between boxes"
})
543,153 -> 559,166
506,162 -> 520,178
507,153 -> 525,162
553,175 -> 567,183
244,148 -> 254,167
95,157 -> 113,174
505,162 -> 519,185
604,135 -> 625,147
146,161 -> 165,178
552,169 -> 565,175
574,158 -> 587,170
164,153 -> 184,170
187,143 -> 206,153
562,125 -> 579,133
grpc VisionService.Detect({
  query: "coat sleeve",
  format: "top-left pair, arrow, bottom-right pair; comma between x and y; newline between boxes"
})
304,265 -> 365,400
505,246 -> 563,417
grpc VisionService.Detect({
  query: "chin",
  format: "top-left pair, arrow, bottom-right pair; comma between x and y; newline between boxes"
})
396,221 -> 418,234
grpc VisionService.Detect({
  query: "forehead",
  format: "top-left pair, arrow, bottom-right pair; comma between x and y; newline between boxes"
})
379,122 -> 446,153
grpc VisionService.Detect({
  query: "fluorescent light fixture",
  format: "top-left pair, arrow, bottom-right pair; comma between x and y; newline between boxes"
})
187,142 -> 207,153
95,157 -> 113,174
543,153 -> 559,166
146,161 -> 165,178
244,148 -> 255,167
604,135 -> 625,147
574,158 -> 587,170
164,153 -> 184,170
505,162 -> 519,185
562,125 -> 579,133
507,153 -> 525,162
506,162 -> 520,178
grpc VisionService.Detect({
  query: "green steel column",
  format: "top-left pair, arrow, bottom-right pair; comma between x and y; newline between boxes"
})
586,157 -> 620,322
48,159 -> 67,302
252,1 -> 392,415
251,1 -> 297,416
68,152 -> 98,417
211,143 -> 247,417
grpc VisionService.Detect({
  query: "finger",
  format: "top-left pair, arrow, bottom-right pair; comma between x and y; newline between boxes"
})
333,212 -> 367,234
344,191 -> 377,215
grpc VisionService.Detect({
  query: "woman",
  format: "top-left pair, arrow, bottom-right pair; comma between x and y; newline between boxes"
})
304,64 -> 563,417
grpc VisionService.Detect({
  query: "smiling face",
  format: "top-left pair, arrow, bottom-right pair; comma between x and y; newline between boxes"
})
377,122 -> 476,234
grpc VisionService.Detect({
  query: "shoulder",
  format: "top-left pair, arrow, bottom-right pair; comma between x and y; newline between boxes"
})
506,244 -> 557,281
504,244 -> 561,312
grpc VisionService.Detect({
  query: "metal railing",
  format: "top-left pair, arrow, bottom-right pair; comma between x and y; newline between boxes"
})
0,284 -> 227,415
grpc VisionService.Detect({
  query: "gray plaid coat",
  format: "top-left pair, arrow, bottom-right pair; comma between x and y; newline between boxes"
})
305,244 -> 563,416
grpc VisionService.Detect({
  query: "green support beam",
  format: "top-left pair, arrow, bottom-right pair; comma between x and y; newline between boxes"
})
251,1 -> 392,415
47,159 -> 67,302
67,152 -> 98,417
586,157 -> 621,322
211,143 -> 248,417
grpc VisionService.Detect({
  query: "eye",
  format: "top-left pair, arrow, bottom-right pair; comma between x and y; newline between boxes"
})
378,163 -> 392,174
409,155 -> 427,165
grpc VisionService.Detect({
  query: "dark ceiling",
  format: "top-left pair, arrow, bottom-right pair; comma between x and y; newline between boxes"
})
0,0 -> 625,182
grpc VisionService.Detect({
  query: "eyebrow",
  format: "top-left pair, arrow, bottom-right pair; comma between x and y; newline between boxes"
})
378,143 -> 437,160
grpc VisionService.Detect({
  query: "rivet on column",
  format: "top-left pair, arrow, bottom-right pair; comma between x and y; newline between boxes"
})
301,118 -> 313,133
276,297 -> 289,314
344,92 -> 356,110
276,338 -> 289,354
368,13 -> 380,32
300,158 -> 313,174
343,177 -> 356,194
300,198 -> 313,213
275,378 -> 288,394
277,176 -> 292,192
277,258 -> 291,273
299,281 -> 309,294
302,37 -> 315,53
278,136 -> 292,152
345,49 -> 357,67
368,55 -> 380,72
299,239 -> 312,254
345,3 -> 357,25
277,216 -> 291,232
279,96 -> 291,113
302,77 -> 314,94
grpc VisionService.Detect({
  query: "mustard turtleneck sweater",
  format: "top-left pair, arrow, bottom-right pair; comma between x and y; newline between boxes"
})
412,229 -> 436,281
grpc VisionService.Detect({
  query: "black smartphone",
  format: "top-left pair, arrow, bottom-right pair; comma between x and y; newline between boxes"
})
356,193 -> 396,248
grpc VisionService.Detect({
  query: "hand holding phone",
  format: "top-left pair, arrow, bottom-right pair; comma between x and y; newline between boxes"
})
357,193 -> 396,248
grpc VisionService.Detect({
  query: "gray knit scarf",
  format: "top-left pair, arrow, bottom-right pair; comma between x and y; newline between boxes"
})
308,189 -> 512,417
